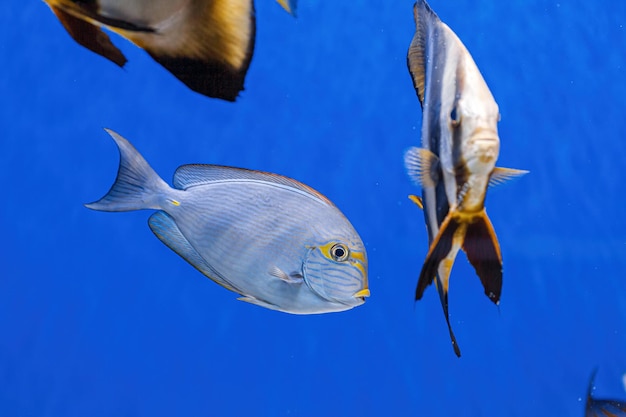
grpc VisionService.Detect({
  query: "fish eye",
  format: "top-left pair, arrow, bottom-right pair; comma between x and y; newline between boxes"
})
450,107 -> 461,126
330,243 -> 349,262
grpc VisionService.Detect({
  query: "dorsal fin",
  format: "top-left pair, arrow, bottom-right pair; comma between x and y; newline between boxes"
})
173,164 -> 333,206
407,0 -> 441,106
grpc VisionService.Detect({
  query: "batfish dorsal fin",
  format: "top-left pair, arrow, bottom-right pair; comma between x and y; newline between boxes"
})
173,164 -> 333,206
407,0 -> 441,106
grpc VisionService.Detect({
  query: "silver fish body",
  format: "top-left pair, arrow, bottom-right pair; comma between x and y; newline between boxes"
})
87,129 -> 369,314
405,0 -> 527,356
43,0 -> 297,101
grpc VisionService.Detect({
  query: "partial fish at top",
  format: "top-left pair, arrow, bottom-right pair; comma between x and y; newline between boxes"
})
404,0 -> 527,357
43,0 -> 297,101
586,369 -> 626,417
86,129 -> 369,314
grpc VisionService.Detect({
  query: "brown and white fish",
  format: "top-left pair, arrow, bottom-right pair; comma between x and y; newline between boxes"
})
404,0 -> 527,357
43,0 -> 297,101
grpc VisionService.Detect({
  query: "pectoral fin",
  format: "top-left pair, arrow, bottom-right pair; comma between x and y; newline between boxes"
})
404,146 -> 440,188
488,167 -> 529,187
462,210 -> 502,304
269,266 -> 303,284
49,4 -> 127,67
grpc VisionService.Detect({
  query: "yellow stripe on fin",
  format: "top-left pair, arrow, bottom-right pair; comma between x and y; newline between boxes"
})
408,194 -> 424,209
276,0 -> 297,16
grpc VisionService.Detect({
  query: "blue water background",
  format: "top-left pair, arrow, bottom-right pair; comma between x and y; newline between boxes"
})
1,0 -> 625,415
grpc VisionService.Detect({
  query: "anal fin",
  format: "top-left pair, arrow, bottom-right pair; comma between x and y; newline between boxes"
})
49,4 -> 127,67
148,211 -> 240,293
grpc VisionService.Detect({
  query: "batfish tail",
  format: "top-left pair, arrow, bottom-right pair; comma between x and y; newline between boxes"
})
85,129 -> 170,212
416,209 -> 503,303
415,209 -> 502,356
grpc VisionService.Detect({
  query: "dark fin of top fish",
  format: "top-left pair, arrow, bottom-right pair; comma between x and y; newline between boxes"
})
47,4 -> 128,67
43,0 -> 294,101
586,369 -> 626,417
406,0 -> 442,108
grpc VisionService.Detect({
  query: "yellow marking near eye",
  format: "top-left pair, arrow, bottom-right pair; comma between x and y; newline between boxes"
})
318,242 -> 337,260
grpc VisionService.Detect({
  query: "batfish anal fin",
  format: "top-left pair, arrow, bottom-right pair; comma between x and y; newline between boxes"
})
462,210 -> 503,304
148,211 -> 240,293
269,266 -> 303,284
434,273 -> 461,357
404,146 -> 440,188
407,0 -> 441,106
415,212 -> 461,300
488,167 -> 529,187
408,194 -> 424,210
49,4 -> 127,67
276,0 -> 297,16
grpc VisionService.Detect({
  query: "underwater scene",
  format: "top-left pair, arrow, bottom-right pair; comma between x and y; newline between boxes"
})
1,0 -> 625,415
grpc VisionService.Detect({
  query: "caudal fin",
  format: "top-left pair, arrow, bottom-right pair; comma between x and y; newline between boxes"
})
85,129 -> 169,212
462,210 -> 503,304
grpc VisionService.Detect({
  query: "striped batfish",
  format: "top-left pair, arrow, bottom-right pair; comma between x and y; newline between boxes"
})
86,129 -> 369,314
586,369 -> 626,417
43,0 -> 297,101
404,0 -> 527,356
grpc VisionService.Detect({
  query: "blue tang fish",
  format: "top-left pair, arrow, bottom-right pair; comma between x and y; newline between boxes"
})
586,369 -> 626,417
43,0 -> 297,101
404,0 -> 527,356
86,129 -> 369,314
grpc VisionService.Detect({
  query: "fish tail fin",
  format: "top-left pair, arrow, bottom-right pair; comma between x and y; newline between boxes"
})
85,129 -> 170,212
462,210 -> 503,304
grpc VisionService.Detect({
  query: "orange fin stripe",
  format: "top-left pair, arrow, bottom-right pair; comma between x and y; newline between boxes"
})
462,211 -> 503,304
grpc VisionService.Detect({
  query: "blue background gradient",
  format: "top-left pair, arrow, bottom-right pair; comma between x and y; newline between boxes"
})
1,1 -> 625,415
